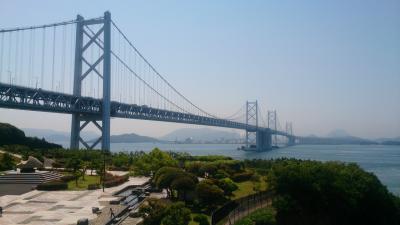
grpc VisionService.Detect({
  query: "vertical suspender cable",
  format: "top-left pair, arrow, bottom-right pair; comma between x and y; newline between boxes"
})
8,32 -> 12,84
134,49 -> 137,104
31,29 -> 36,88
19,30 -> 24,86
14,31 -> 19,85
61,25 -> 66,92
51,26 -> 56,90
27,30 -> 32,86
0,33 -> 3,82
41,28 -> 46,89
69,24 -> 74,94
123,36 -> 126,103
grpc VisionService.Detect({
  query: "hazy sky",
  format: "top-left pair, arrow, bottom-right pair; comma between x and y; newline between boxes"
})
0,0 -> 399,139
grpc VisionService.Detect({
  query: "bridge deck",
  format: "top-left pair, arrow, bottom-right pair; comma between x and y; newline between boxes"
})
0,83 -> 291,137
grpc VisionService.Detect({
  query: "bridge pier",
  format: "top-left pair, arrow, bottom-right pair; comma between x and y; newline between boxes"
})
288,136 -> 295,146
256,129 -> 272,151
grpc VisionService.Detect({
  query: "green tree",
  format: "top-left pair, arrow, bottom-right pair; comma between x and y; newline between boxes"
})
66,157 -> 82,186
217,178 -> 238,196
193,214 -> 210,225
196,179 -> 225,209
89,159 -> 101,176
269,159 -> 400,225
140,198 -> 169,225
171,176 -> 197,201
161,202 -> 191,225
154,167 -> 183,197
133,148 -> 178,176
80,161 -> 89,181
154,167 -> 198,199
0,153 -> 16,171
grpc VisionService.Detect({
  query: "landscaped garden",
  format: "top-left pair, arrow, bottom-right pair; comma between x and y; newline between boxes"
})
1,123 -> 400,225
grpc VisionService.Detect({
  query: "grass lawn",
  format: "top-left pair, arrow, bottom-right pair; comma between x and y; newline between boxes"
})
67,175 -> 100,190
232,178 -> 268,200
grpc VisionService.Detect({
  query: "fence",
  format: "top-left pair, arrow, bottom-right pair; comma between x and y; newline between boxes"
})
211,190 -> 274,225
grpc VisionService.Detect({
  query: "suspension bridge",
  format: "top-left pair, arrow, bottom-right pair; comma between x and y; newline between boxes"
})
0,12 -> 296,151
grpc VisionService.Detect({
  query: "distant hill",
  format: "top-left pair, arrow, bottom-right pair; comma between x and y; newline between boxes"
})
299,136 -> 377,145
23,128 -> 99,143
297,129 -> 378,145
326,129 -> 351,138
161,128 -> 240,142
375,137 -> 400,145
0,123 -> 61,149
107,133 -> 161,143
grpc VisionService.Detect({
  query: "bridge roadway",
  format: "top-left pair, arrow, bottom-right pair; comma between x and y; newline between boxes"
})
0,82 -> 292,138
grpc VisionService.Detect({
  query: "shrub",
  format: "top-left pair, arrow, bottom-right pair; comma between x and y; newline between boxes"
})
248,208 -> 276,225
193,214 -> 210,225
37,181 -> 68,190
88,183 -> 100,190
161,202 -> 191,225
20,168 -> 35,173
104,174 -> 129,188
232,171 -> 254,182
61,175 -> 76,182
234,208 -> 276,225
235,218 -> 253,225
217,178 -> 238,196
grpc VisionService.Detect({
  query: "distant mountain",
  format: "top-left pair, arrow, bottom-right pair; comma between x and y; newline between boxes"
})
299,132 -> 377,145
22,128 -> 99,143
326,129 -> 351,138
162,128 -> 240,142
107,133 -> 161,143
375,137 -> 400,145
375,137 -> 400,143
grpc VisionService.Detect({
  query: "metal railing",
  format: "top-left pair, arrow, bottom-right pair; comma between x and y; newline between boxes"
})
211,190 -> 274,225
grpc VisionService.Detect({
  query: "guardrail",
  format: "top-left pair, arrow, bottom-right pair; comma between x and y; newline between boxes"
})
211,190 -> 274,225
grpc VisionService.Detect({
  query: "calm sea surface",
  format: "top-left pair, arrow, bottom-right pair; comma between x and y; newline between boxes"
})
59,142 -> 400,195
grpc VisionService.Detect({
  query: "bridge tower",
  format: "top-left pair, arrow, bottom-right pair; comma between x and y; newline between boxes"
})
285,122 -> 295,146
245,101 -> 258,149
267,110 -> 277,146
70,12 -> 111,151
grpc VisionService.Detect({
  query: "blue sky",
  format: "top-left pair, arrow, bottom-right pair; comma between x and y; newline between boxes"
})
0,0 -> 399,138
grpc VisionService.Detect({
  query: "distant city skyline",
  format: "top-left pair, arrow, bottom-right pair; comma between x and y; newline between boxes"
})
0,0 -> 399,139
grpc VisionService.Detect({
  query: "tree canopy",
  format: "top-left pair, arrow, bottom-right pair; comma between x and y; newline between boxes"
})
269,159 -> 400,225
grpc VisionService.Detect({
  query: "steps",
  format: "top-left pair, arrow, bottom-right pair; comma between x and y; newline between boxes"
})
0,171 -> 63,184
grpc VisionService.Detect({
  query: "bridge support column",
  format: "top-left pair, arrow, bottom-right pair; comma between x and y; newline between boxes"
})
256,129 -> 272,151
102,11 -> 111,151
245,101 -> 258,149
288,136 -> 295,146
70,14 -> 84,150
69,12 -> 111,151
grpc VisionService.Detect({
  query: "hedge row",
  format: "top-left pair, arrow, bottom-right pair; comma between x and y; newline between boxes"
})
37,181 -> 68,190
88,183 -> 101,190
231,171 -> 254,182
60,175 -> 76,182
104,174 -> 129,188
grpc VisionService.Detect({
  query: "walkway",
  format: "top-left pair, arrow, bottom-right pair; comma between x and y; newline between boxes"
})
0,176 -> 149,225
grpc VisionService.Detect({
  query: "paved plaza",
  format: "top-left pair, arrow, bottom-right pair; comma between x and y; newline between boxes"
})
0,177 -> 149,225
